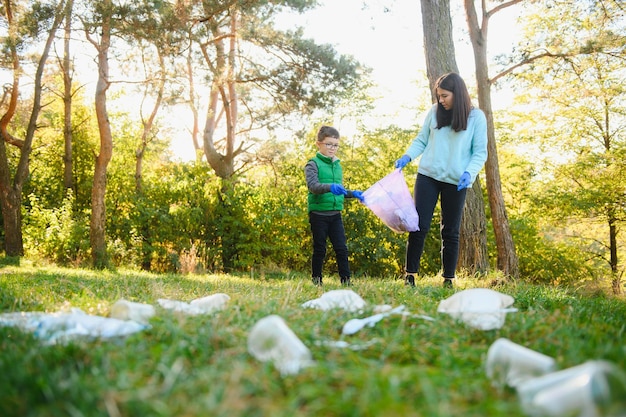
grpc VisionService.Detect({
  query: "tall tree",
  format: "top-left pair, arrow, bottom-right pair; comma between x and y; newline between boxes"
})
179,0 -> 362,269
61,0 -> 74,191
83,0 -> 113,267
0,0 -> 67,256
464,0 -> 522,278
80,0 -> 178,267
186,2 -> 361,180
509,0 -> 626,294
420,0 -> 489,275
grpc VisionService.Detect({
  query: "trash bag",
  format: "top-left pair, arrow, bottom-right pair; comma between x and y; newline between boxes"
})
362,169 -> 419,233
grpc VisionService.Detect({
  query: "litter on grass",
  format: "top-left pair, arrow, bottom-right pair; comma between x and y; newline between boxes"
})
437,288 -> 517,330
341,305 -> 407,335
247,315 -> 314,376
342,305 -> 436,335
301,289 -> 366,312
315,339 -> 380,351
483,340 -> 626,417
0,308 -> 147,344
110,299 -> 156,324
157,293 -> 230,315
485,338 -> 557,389
515,360 -> 626,417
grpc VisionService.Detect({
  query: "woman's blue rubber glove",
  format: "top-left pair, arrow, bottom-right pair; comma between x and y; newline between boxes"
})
394,155 -> 411,169
330,184 -> 348,195
457,171 -> 471,191
352,190 -> 364,202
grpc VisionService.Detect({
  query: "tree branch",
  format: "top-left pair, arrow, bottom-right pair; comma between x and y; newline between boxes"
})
490,50 -> 568,85
486,0 -> 526,18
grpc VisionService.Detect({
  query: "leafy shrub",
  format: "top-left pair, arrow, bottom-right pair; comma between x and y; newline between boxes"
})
23,191 -> 90,266
508,217 -> 592,285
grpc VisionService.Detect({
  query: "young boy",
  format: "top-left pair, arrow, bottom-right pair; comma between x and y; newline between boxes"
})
304,125 -> 364,286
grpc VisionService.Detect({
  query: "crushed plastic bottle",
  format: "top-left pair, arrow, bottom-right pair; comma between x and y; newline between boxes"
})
516,360 -> 626,417
247,315 -> 314,376
157,293 -> 230,315
485,338 -> 556,388
110,299 -> 155,324
189,293 -> 230,313
342,305 -> 406,335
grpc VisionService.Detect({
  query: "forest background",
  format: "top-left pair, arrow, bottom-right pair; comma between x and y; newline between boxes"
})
0,0 -> 624,295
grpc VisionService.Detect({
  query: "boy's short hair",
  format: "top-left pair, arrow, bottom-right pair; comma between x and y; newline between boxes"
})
317,125 -> 340,142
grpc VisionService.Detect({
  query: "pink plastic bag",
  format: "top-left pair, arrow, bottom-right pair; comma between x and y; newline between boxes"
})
362,169 -> 419,233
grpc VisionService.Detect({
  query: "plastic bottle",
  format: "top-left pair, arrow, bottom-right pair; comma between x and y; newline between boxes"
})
247,315 -> 314,376
110,299 -> 155,324
485,338 -> 556,388
516,360 -> 626,417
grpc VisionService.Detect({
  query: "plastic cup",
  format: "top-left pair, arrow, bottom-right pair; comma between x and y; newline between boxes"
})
247,315 -> 313,376
189,293 -> 230,313
110,299 -> 155,324
486,338 -> 557,388
516,360 -> 626,417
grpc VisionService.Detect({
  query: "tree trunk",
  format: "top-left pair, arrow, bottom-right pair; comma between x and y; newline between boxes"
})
0,0 -> 65,257
186,39 -> 203,163
608,206 -> 621,295
459,180 -> 489,273
135,51 -> 165,194
420,0 -> 489,274
200,11 -> 241,269
89,3 -> 113,268
0,45 -> 23,257
420,0 -> 458,92
0,1 -> 24,257
217,178 -> 236,272
135,51 -> 165,271
62,0 -> 74,191
464,0 -> 520,278
0,189 -> 23,256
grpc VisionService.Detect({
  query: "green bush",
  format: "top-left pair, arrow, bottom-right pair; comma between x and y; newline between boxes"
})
23,191 -> 90,266
509,217 -> 592,285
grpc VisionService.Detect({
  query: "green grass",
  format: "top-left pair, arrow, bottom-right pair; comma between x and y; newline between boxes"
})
1,263 -> 625,417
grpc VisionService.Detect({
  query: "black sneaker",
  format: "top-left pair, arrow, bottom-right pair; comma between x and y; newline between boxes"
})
340,277 -> 351,286
443,278 -> 454,288
312,276 -> 322,286
405,274 -> 415,287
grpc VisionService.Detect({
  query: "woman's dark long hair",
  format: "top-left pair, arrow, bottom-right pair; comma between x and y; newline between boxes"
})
435,72 -> 472,132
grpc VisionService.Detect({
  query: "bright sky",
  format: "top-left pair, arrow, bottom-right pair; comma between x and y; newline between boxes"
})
283,0 -> 428,130
270,0 -> 521,138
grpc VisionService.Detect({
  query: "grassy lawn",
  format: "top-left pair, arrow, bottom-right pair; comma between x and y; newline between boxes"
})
1,262 -> 625,417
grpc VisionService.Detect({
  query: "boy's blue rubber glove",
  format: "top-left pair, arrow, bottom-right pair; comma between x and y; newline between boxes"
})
330,184 -> 348,195
352,190 -> 364,202
394,155 -> 411,169
457,171 -> 471,191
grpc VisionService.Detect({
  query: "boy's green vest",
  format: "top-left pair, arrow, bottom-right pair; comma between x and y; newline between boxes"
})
308,153 -> 344,212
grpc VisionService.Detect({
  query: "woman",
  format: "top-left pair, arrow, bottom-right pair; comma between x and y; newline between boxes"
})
394,72 -> 488,288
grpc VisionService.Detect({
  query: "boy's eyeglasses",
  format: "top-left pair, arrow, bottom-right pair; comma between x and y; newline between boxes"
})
322,143 -> 339,149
